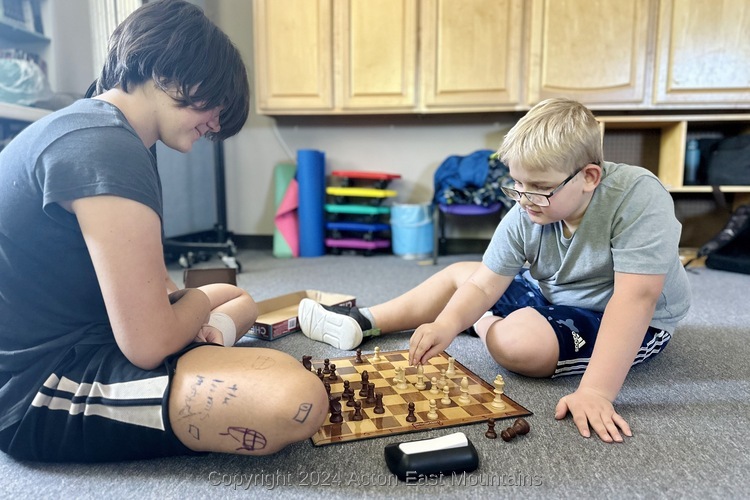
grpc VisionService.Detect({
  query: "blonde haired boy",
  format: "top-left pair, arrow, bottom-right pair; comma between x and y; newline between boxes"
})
300,98 -> 690,442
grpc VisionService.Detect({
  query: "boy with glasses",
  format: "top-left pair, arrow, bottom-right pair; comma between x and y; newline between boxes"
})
299,98 -> 690,443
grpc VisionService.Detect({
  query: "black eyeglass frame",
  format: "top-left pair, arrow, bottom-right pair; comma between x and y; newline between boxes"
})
501,165 -> 590,207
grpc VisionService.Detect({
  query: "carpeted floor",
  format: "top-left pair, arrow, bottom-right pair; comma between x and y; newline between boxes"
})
3,250 -> 748,499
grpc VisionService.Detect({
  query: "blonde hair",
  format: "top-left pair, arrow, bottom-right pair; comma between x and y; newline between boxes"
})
498,98 -> 602,175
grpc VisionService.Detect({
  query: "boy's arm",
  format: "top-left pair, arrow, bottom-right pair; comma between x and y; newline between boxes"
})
409,264 -> 514,365
555,271 -> 665,442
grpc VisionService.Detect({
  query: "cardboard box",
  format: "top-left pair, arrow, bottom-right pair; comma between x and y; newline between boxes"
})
247,290 -> 356,341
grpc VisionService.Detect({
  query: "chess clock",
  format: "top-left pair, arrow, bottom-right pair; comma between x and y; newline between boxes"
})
384,432 -> 478,481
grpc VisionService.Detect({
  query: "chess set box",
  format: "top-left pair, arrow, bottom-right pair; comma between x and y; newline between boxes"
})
247,290 -> 356,341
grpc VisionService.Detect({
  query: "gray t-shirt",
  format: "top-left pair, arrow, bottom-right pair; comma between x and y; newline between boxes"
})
483,161 -> 690,333
0,99 -> 162,431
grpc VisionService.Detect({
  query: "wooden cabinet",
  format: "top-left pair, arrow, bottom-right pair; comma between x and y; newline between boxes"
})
253,0 -> 750,114
527,0 -> 655,107
599,114 -> 750,192
336,0 -> 418,110
654,0 -> 750,106
252,0 -> 334,112
253,0 -> 417,114
420,0 -> 524,111
253,0 -> 523,114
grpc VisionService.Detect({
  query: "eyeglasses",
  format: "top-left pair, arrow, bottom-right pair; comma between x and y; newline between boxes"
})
501,166 -> 585,207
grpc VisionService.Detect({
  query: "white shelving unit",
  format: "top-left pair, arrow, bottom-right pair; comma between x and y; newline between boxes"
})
0,101 -> 51,122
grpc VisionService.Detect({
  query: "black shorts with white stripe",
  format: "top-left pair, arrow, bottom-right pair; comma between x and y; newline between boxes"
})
0,342 -> 206,462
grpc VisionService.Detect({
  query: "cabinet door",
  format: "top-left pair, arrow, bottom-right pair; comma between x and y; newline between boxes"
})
253,0 -> 333,112
527,0 -> 653,106
420,0 -> 524,110
654,0 -> 750,106
336,0 -> 417,110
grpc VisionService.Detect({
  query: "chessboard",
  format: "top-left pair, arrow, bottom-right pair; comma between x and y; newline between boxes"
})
305,349 -> 532,446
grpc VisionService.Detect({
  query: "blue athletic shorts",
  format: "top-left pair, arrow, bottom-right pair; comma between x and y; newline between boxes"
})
0,342 -> 209,462
490,272 -> 672,378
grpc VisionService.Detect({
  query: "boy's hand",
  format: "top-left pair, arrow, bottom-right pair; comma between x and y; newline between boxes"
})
408,322 -> 456,366
554,387 -> 632,443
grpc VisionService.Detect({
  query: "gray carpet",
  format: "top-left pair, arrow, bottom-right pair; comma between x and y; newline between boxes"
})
3,250 -> 748,499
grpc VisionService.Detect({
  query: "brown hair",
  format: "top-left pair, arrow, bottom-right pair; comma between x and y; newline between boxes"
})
94,0 -> 249,140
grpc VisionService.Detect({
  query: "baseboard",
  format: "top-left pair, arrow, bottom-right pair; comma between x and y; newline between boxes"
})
233,234 -> 273,250
229,235 -> 487,255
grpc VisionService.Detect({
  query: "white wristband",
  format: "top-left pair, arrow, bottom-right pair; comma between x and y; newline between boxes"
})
208,312 -> 237,347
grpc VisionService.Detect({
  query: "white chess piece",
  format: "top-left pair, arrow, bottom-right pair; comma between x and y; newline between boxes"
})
458,376 -> 471,404
397,367 -> 409,390
446,357 -> 456,376
372,346 -> 381,362
491,374 -> 506,409
430,377 -> 440,394
441,385 -> 451,405
415,374 -> 427,390
427,399 -> 438,420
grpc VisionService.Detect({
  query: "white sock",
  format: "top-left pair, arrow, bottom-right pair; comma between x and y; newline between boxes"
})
472,311 -> 494,332
359,307 -> 376,329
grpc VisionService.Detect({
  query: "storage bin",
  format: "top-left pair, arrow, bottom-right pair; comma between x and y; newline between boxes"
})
391,203 -> 433,259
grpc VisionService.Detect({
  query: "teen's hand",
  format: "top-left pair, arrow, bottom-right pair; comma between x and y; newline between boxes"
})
554,387 -> 632,443
194,324 -> 223,345
408,323 -> 456,366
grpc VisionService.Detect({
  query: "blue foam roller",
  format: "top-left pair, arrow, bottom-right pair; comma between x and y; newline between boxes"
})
297,149 -> 326,257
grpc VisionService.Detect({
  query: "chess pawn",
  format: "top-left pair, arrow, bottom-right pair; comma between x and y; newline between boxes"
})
351,401 -> 363,421
372,346 -> 381,362
441,385 -> 452,405
500,427 -> 516,442
439,369 -> 447,389
512,418 -> 530,436
427,399 -> 438,420
429,377 -> 440,395
414,374 -> 427,390
405,402 -> 417,423
373,393 -> 385,414
328,364 -> 337,381
501,418 -> 530,442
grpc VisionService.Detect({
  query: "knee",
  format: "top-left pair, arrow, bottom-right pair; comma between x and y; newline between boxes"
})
485,309 -> 558,377
263,366 -> 328,449
443,261 -> 481,285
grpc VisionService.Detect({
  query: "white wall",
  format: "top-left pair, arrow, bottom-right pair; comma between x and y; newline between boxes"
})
207,1 -> 518,237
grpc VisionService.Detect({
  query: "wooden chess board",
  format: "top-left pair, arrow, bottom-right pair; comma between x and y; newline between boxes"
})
309,350 -> 532,446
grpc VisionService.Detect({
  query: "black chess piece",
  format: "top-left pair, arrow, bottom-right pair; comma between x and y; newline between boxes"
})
373,393 -> 385,414
328,396 -> 343,424
352,401 -> 363,421
405,402 -> 417,422
485,418 -> 497,439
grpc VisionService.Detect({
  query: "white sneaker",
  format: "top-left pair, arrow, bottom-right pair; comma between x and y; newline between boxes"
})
298,298 -> 363,350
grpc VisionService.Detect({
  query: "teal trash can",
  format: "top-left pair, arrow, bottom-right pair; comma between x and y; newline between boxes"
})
391,203 -> 434,260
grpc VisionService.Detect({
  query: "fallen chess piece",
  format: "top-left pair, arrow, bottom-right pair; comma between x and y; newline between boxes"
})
500,418 -> 530,442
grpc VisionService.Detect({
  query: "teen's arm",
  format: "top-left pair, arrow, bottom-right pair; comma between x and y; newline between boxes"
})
555,271 -> 665,442
71,195 -> 211,370
409,264 -> 514,365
